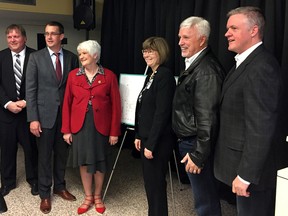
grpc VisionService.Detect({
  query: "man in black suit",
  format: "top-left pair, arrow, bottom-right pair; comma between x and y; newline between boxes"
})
214,6 -> 281,216
0,24 -> 38,197
26,21 -> 79,214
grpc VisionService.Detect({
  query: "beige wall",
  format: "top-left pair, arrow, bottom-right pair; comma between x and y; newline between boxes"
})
0,0 -> 103,53
0,0 -> 72,15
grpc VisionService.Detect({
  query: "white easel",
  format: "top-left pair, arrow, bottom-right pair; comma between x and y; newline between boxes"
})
102,126 -> 134,201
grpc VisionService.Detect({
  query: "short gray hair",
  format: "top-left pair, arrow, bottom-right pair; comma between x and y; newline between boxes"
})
227,6 -> 265,39
180,16 -> 210,42
77,40 -> 101,63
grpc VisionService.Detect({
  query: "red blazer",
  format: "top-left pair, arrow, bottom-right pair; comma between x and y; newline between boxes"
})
61,67 -> 121,136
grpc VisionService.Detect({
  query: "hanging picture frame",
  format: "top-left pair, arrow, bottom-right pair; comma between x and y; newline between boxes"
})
0,0 -> 35,5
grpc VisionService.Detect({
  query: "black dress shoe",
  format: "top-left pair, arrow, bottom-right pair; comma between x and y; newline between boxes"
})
0,185 -> 16,196
31,183 -> 39,196
0,193 -> 7,213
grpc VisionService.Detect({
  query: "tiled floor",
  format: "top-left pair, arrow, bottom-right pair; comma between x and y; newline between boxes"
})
1,146 -> 236,216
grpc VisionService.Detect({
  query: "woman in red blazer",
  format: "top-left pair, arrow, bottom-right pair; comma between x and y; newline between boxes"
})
61,40 -> 121,215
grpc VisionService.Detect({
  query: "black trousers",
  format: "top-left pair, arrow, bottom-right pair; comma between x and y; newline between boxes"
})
0,113 -> 38,188
237,188 -> 276,216
140,134 -> 174,216
37,110 -> 69,199
0,192 -> 7,213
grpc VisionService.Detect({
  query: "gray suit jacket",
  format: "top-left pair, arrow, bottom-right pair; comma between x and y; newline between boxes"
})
214,45 -> 281,191
26,47 -> 79,129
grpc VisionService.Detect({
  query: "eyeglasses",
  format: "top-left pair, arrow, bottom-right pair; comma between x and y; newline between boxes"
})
142,49 -> 155,55
44,32 -> 62,37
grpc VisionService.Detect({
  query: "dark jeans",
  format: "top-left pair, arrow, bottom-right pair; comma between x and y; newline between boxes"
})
179,137 -> 222,216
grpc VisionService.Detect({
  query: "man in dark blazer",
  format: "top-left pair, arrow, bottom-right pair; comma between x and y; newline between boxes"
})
26,21 -> 79,214
0,24 -> 38,197
214,7 -> 281,216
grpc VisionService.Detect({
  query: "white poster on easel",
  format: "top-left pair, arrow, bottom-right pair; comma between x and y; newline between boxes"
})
119,73 -> 146,126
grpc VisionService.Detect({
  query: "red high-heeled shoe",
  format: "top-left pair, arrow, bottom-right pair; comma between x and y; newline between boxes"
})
94,195 -> 106,214
77,195 -> 93,215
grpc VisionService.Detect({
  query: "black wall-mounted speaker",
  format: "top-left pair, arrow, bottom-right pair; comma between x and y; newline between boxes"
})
73,0 -> 95,30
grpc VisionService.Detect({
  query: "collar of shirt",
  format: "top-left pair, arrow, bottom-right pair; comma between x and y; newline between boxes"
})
47,47 -> 63,70
185,47 -> 207,70
11,47 -> 26,71
11,47 -> 26,61
234,41 -> 263,68
47,47 -> 63,57
76,64 -> 105,76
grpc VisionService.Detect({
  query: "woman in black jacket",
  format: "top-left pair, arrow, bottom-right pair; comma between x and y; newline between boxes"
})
134,37 -> 176,216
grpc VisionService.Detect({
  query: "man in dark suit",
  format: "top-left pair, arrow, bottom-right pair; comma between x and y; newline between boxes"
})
214,6 -> 281,216
26,21 -> 79,214
0,24 -> 38,197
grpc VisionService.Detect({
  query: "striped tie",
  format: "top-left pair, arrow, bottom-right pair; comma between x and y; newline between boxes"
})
14,54 -> 22,98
